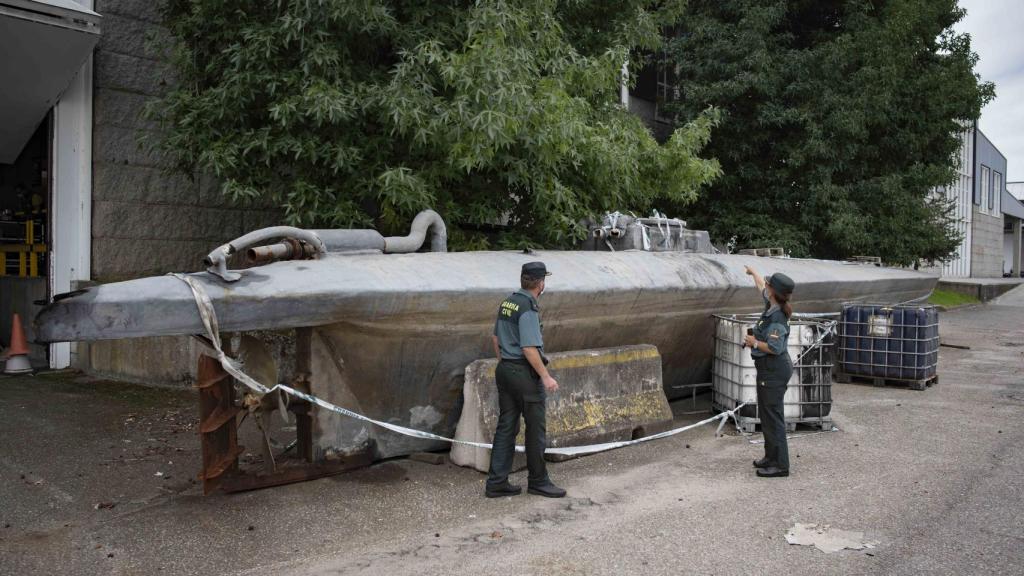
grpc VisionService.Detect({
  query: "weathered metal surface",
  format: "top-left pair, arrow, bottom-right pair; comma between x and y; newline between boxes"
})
35,250 -> 935,460
196,354 -> 241,495
205,209 -> 446,279
34,251 -> 932,342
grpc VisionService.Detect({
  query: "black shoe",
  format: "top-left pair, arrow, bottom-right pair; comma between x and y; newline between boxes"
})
527,482 -> 567,498
485,483 -> 522,498
756,467 -> 789,478
753,458 -> 771,468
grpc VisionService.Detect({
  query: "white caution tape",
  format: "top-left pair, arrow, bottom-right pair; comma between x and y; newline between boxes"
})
748,426 -> 839,444
172,273 -> 746,457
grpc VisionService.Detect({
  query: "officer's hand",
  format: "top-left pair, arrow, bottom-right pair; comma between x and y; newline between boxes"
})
743,334 -> 758,348
744,265 -> 756,276
542,375 -> 559,393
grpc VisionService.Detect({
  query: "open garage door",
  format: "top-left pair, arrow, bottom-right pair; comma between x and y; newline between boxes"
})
0,0 -> 100,163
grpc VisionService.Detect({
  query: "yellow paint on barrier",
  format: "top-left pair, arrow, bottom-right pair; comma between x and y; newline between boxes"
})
480,346 -> 659,378
548,347 -> 660,370
504,392 -> 671,443
546,391 -> 670,436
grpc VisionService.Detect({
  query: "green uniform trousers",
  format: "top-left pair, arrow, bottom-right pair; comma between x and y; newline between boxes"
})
755,355 -> 792,471
486,360 -> 549,488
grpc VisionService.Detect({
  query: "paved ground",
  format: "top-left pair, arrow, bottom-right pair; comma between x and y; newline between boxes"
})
1,290 -> 1022,576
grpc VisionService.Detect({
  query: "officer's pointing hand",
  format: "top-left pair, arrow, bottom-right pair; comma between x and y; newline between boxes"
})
542,375 -> 558,393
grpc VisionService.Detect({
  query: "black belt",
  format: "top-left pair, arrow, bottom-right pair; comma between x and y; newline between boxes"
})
500,355 -> 549,366
754,354 -> 789,366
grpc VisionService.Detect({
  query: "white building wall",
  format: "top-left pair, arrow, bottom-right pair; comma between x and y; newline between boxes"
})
937,127 -> 973,278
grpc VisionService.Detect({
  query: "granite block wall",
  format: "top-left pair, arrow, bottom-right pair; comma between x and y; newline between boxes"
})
91,1 -> 282,282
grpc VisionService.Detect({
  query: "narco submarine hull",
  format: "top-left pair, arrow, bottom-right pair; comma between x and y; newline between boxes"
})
34,211 -> 936,460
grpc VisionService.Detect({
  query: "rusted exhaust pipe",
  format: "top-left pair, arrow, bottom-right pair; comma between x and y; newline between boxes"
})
247,244 -> 291,265
205,226 -> 327,282
246,239 -> 317,265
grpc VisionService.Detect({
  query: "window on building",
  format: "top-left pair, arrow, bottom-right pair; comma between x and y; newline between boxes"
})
631,51 -> 677,124
980,165 -> 990,210
654,54 -> 678,123
993,170 -> 1002,214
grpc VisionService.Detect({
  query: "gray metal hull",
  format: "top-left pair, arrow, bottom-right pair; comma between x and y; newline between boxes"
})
35,251 -> 935,458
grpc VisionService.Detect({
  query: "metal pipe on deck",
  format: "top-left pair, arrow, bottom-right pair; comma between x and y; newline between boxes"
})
384,210 -> 447,253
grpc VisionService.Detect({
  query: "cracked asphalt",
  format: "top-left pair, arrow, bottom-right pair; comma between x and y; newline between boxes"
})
1,288 -> 1022,576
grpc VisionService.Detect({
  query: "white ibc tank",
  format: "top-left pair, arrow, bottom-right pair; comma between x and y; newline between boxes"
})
712,315 -> 828,422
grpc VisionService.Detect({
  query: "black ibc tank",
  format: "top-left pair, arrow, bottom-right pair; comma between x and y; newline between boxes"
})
799,325 -> 834,417
839,304 -> 939,381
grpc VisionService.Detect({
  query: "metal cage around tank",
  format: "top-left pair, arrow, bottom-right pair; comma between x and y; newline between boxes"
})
711,314 -> 836,433
836,303 -> 939,387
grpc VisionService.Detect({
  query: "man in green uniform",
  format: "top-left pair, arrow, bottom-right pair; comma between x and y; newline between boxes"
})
485,261 -> 567,498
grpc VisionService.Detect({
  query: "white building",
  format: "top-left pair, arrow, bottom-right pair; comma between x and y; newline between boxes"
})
933,123 -> 1017,278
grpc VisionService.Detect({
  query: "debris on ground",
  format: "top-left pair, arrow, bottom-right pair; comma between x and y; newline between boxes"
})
940,341 -> 971,350
93,502 -> 116,510
784,523 -> 879,554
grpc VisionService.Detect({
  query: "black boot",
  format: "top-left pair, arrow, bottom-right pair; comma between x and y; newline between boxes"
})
528,481 -> 567,498
756,467 -> 789,478
753,458 -> 771,468
485,483 -> 523,498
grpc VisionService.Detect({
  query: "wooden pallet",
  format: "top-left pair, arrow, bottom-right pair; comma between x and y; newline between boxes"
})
732,416 -> 832,434
834,371 -> 938,391
713,403 -> 832,434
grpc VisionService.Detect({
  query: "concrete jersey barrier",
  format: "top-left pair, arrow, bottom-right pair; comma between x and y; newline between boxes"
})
451,345 -> 673,472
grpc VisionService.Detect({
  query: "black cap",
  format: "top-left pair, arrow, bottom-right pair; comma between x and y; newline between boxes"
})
521,261 -> 552,279
767,273 -> 796,295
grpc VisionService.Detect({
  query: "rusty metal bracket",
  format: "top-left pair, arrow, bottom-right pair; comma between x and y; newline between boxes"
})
194,328 -> 371,494
218,453 -> 373,493
197,354 -> 242,495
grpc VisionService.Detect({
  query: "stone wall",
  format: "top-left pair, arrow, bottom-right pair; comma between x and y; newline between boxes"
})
91,0 -> 282,282
970,207 -> 1004,278
80,2 -> 283,383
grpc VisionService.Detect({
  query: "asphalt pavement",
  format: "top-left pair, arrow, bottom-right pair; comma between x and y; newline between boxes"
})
1,289 -> 1022,576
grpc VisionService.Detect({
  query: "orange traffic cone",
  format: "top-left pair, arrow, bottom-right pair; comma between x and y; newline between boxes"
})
4,313 -> 33,374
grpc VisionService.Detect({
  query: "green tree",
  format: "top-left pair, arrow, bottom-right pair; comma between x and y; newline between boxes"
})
665,0 -> 993,264
150,0 -> 721,249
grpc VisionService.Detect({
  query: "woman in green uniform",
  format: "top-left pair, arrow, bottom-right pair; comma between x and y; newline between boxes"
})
743,265 -> 796,478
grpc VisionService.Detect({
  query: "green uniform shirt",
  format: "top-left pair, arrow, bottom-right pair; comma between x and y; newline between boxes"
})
493,289 -> 544,360
751,288 -> 790,358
